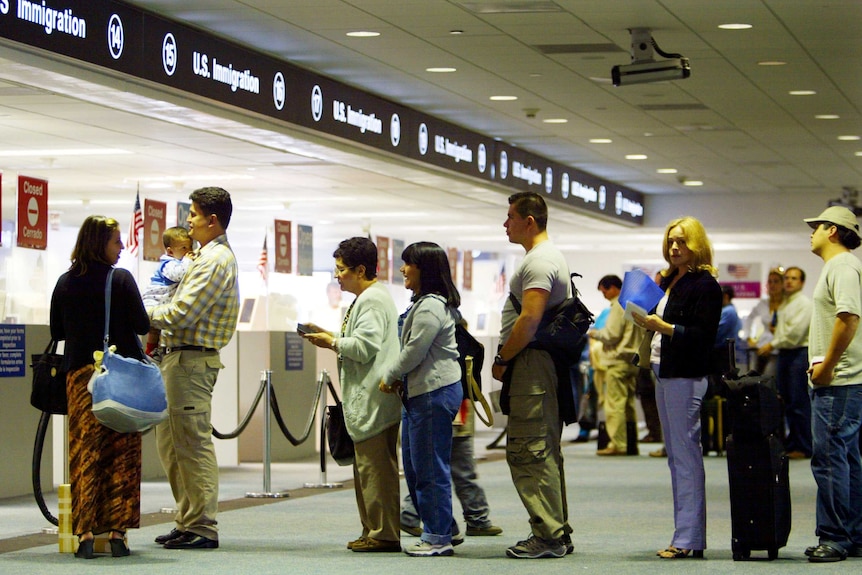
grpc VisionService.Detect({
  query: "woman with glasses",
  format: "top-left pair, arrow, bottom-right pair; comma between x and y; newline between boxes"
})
301,237 -> 402,553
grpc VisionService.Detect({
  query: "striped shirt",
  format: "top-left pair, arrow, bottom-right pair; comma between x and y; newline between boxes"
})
150,234 -> 239,350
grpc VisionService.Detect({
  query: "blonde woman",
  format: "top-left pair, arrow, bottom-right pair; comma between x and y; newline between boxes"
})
632,216 -> 722,559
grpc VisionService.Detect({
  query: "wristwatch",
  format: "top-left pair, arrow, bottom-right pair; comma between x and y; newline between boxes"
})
494,353 -> 510,367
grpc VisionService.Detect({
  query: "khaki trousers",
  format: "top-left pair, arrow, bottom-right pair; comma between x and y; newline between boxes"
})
506,348 -> 571,541
604,362 -> 638,451
353,423 -> 401,542
156,350 -> 223,540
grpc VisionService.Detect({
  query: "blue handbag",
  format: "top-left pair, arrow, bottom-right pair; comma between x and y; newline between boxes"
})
88,269 -> 168,433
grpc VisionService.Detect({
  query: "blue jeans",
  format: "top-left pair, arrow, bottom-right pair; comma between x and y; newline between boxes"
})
777,348 -> 812,455
810,384 -> 862,551
402,382 -> 463,545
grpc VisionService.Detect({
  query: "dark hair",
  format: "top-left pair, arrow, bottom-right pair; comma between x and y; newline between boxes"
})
333,237 -> 378,280
508,192 -> 548,231
598,274 -> 622,290
70,215 -> 120,275
401,241 -> 460,308
163,225 -> 191,249
721,285 -> 735,300
190,186 -> 232,230
831,223 -> 862,250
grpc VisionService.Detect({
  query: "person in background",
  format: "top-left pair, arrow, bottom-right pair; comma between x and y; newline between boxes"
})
633,216 -> 722,560
757,266 -> 813,459
744,268 -> 785,375
588,274 -> 645,456
492,192 -> 573,559
302,237 -> 402,553
380,242 -> 463,557
802,206 -> 862,563
713,285 -> 743,376
141,226 -> 193,357
149,187 -> 239,550
50,215 -> 150,559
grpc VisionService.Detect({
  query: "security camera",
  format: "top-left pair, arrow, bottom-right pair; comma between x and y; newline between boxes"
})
612,27 -> 690,87
612,58 -> 690,86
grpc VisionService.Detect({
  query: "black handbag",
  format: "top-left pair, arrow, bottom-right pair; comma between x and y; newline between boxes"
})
30,339 -> 68,415
325,379 -> 354,466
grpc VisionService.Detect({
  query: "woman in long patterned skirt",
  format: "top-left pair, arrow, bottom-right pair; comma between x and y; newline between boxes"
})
50,216 -> 150,558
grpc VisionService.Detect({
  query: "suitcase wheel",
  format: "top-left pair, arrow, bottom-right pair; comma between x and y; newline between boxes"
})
731,540 -> 750,561
768,547 -> 778,561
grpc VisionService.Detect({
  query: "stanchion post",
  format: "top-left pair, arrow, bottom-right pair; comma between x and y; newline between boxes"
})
304,370 -> 344,489
246,370 -> 289,498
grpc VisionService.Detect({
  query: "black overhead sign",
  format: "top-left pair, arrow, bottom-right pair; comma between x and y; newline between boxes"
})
0,0 -> 644,225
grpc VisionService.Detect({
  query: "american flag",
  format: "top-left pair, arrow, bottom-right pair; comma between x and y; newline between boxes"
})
127,190 -> 143,256
257,236 -> 268,281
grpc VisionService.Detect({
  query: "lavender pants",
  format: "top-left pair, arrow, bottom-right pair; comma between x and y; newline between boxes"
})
653,365 -> 708,550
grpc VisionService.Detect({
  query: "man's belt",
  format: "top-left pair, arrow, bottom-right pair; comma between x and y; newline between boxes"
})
164,345 -> 217,355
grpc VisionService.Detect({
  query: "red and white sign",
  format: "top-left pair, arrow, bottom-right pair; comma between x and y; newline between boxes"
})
274,219 -> 292,274
463,250 -> 473,291
143,199 -> 167,262
17,175 -> 48,250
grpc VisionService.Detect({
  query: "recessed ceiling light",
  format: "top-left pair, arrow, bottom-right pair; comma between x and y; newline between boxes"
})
856,151 -> 862,157
718,23 -> 752,30
789,90 -> 817,96
589,138 -> 612,144
346,31 -> 380,37
838,135 -> 861,141
815,114 -> 840,120
489,95 -> 518,101
543,118 -> 568,124
683,180 -> 704,186
625,154 -> 648,160
450,30 -> 464,35
758,60 -> 786,66
426,67 -> 456,73
657,168 -> 678,174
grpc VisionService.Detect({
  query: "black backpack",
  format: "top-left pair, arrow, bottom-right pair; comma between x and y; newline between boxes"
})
508,272 -> 593,366
455,321 -> 484,396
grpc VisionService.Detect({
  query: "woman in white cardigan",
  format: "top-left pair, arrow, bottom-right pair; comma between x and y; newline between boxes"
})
302,237 -> 402,553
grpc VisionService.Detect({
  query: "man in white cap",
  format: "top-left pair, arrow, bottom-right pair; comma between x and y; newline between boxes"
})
802,206 -> 862,563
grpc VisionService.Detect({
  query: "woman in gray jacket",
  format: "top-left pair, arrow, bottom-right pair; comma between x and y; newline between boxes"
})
381,242 -> 463,557
303,237 -> 402,553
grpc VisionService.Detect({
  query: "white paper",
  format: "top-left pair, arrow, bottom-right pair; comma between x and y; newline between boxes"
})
624,301 -> 648,324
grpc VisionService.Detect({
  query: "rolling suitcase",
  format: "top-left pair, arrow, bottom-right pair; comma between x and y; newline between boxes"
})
724,373 -> 791,561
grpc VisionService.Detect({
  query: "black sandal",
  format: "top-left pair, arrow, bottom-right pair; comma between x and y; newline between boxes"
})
109,531 -> 130,557
75,534 -> 95,559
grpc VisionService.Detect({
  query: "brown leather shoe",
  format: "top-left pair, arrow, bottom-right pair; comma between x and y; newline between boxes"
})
347,536 -> 367,549
351,537 -> 401,553
596,446 -> 625,456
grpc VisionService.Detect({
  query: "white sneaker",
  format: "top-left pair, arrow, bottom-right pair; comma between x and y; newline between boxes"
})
404,541 -> 454,557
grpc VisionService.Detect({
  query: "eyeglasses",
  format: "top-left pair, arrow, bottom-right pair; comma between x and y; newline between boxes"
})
334,266 -> 354,276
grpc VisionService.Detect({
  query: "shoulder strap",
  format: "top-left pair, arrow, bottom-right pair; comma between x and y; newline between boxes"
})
103,269 -> 115,351
464,356 -> 494,427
